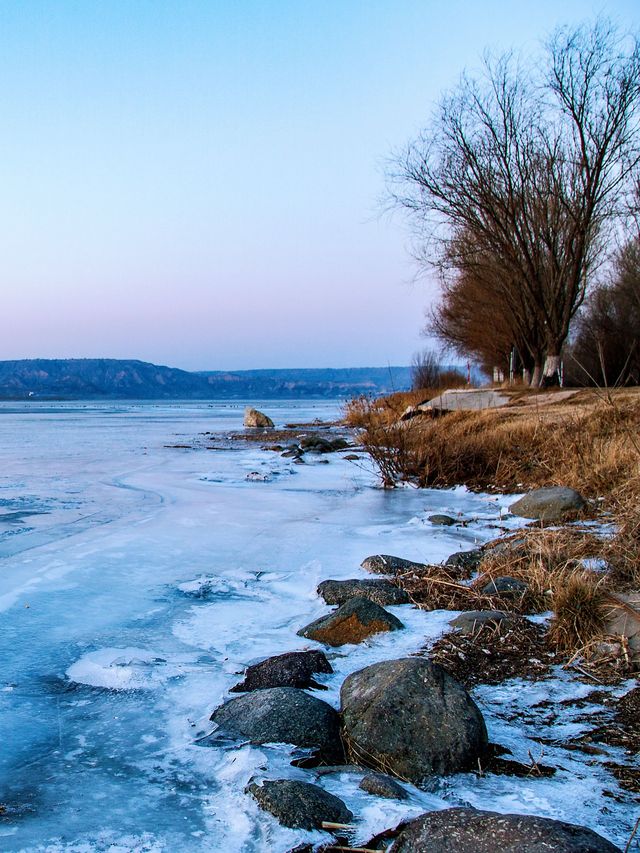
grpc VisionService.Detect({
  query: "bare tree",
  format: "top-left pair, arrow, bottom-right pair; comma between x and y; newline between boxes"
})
569,233 -> 640,385
430,226 -> 546,380
390,20 -> 640,385
411,349 -> 441,390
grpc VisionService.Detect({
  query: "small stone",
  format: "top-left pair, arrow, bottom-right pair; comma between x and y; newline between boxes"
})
317,579 -> 409,607
428,514 -> 457,526
247,779 -> 353,830
481,576 -> 528,595
298,597 -> 404,647
359,772 -> 408,800
449,610 -> 512,635
361,554 -> 427,575
445,549 -> 484,574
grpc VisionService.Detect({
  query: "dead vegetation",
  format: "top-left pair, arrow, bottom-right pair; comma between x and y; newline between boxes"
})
344,389 -> 640,497
429,617 -> 558,687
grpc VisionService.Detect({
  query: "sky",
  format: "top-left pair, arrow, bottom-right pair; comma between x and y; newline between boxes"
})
1,1 -> 638,371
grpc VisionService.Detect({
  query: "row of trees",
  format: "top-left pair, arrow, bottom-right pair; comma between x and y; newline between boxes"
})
390,20 -> 640,386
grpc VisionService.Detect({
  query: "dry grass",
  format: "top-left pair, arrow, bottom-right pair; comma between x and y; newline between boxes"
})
547,572 -> 610,654
345,390 -> 640,498
605,484 -> 640,589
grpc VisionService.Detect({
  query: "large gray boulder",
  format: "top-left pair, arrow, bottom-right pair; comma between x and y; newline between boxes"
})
210,687 -> 341,759
340,658 -> 487,781
361,554 -> 427,575
298,597 -> 404,647
247,779 -> 353,830
509,487 -> 585,522
388,808 -> 621,852
317,578 -> 409,607
243,407 -> 275,428
230,650 -> 332,692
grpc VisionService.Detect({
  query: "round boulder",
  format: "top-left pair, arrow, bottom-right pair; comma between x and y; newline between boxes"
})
243,407 -> 275,428
247,779 -> 353,830
210,687 -> 342,759
298,598 -> 404,647
388,808 -> 621,852
340,658 -> 487,781
509,487 -> 585,522
317,578 -> 409,607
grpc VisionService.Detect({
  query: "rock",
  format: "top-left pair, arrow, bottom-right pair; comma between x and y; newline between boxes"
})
445,549 -> 484,574
344,454 -> 360,461
361,554 -> 427,575
359,772 -> 408,800
246,471 -> 270,482
449,610 -> 512,635
300,436 -> 334,453
388,808 -> 621,852
281,445 -> 302,458
210,687 -> 342,759
428,514 -> 457,526
230,650 -> 333,693
244,407 -> 275,429
482,576 -> 528,595
247,779 -> 353,830
340,658 -> 487,781
317,578 -> 410,607
509,487 -> 585,522
298,436 -> 349,454
604,591 -> 640,663
298,598 -> 403,647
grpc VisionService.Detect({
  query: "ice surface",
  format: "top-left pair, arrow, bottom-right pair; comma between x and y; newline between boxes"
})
0,401 -> 634,851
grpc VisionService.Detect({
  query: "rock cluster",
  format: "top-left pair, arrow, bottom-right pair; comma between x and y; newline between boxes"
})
200,485 -> 619,850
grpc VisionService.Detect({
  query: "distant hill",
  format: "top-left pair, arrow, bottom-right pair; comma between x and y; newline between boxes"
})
0,359 -> 412,400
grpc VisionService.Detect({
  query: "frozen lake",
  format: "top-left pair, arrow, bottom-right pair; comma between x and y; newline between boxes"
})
0,401 -> 633,851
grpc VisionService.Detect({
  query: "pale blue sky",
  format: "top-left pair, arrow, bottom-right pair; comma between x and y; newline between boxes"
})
1,1 -> 637,370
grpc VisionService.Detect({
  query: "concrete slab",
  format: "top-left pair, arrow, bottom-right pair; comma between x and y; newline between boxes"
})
421,389 -> 510,412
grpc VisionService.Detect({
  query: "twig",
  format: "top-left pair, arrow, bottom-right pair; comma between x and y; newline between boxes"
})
624,816 -> 640,853
565,663 -> 604,684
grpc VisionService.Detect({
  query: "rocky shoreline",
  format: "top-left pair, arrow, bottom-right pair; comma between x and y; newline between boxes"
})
163,409 -> 639,850
194,437 -> 636,852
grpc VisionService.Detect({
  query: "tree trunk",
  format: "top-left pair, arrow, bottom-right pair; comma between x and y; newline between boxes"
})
522,367 -> 531,385
530,362 -> 542,387
541,353 -> 561,387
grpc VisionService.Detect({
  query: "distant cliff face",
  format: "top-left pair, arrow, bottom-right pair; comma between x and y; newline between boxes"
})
0,359 -> 411,399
